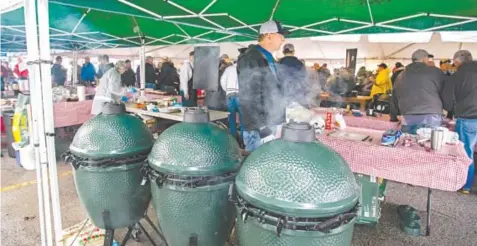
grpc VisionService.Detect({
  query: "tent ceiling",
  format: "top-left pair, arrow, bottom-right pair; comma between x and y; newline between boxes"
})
58,32 -> 476,61
1,0 -> 477,52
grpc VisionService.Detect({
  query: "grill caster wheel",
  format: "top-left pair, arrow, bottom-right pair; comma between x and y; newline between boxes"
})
131,225 -> 142,242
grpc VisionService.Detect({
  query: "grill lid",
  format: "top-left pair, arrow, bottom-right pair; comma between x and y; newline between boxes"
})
235,139 -> 359,218
148,122 -> 241,176
69,104 -> 154,160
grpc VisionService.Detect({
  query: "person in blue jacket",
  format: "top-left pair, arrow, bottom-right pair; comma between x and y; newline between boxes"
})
81,56 -> 96,85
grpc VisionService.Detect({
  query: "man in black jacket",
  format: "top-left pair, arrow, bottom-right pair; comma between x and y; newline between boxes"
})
238,20 -> 288,151
391,62 -> 404,86
278,43 -> 309,107
441,50 -> 477,194
121,60 -> 136,87
392,49 -> 445,133
158,59 -> 180,93
136,56 -> 157,89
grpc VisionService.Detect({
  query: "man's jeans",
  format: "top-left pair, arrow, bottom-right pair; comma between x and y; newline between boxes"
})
227,94 -> 243,138
456,118 -> 477,190
243,125 -> 279,152
145,82 -> 156,89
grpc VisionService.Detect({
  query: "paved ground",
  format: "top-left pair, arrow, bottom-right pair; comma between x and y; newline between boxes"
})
1,140 -> 477,246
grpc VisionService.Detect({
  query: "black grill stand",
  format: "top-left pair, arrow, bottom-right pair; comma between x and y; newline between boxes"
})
101,210 -> 169,246
425,188 -> 431,236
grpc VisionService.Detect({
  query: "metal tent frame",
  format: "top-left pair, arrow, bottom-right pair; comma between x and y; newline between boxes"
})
3,0 -> 477,52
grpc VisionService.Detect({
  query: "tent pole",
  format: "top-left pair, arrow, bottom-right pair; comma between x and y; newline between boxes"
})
24,0 -> 49,245
72,49 -> 78,85
37,0 -> 63,243
140,43 -> 146,96
269,0 -> 281,20
145,34 -> 175,46
112,0 -> 255,38
377,13 -> 427,25
424,19 -> 477,32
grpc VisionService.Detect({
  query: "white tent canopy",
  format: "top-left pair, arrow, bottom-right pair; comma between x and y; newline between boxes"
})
58,32 -> 477,63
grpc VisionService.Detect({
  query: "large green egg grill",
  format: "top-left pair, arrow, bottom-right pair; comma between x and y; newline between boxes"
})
233,122 -> 359,246
64,103 -> 154,229
147,108 -> 241,246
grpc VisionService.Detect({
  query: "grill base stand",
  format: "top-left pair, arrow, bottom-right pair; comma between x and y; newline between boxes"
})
100,209 -> 169,246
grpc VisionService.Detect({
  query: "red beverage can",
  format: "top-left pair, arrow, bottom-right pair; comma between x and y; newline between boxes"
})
325,112 -> 332,130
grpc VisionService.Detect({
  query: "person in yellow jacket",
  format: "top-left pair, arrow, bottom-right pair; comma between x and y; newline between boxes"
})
370,63 -> 392,97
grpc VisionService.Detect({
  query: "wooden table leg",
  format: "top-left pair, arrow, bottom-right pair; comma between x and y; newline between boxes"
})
360,101 -> 367,111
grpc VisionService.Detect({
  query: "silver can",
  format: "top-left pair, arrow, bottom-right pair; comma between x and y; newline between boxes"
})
431,129 -> 445,151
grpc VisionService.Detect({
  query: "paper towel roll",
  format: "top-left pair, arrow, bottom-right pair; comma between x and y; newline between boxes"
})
77,86 -> 86,101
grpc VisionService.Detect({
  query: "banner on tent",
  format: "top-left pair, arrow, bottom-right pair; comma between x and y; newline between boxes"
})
346,48 -> 358,74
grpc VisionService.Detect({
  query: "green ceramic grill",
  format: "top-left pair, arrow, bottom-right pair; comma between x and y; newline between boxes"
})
64,103 -> 154,229
233,122 -> 359,246
146,108 -> 241,246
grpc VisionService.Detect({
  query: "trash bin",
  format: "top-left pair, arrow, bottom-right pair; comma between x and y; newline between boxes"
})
354,173 -> 382,225
233,122 -> 359,246
2,110 -> 15,158
146,108 -> 241,246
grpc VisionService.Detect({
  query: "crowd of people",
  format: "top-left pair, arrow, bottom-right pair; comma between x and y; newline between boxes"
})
226,20 -> 477,194
1,19 -> 476,193
1,57 -> 30,93
393,49 -> 477,193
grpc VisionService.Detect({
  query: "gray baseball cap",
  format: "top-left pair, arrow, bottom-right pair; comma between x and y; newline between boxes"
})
259,20 -> 290,35
283,43 -> 295,53
411,49 -> 430,61
453,50 -> 473,61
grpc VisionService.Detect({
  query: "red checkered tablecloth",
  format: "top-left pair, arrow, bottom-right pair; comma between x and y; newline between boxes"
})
317,127 -> 471,191
54,100 -> 93,128
312,108 -> 399,131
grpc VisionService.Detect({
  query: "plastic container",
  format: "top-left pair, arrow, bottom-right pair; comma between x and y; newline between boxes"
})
12,142 -> 35,170
19,145 -> 35,170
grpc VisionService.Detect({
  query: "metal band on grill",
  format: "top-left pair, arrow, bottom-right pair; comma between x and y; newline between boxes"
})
230,191 -> 358,236
62,150 -> 150,169
142,165 -> 236,189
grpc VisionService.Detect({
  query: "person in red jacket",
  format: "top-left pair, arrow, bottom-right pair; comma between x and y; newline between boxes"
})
13,57 -> 29,91
13,57 -> 28,79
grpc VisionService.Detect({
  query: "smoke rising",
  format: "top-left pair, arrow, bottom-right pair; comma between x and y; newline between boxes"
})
237,56 -> 323,130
